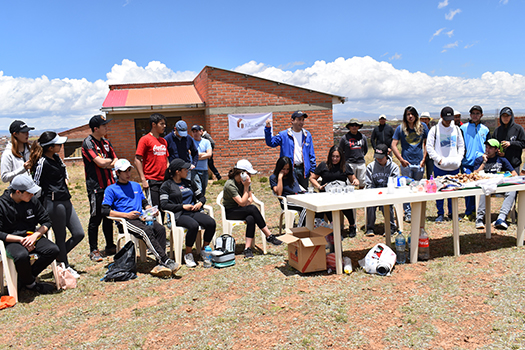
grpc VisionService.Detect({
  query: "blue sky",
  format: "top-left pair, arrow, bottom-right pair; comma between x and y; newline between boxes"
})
0,0 -> 523,129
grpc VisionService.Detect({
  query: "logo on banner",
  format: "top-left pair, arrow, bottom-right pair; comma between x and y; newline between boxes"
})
228,112 -> 271,140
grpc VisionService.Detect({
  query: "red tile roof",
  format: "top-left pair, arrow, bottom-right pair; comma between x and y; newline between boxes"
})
102,85 -> 203,108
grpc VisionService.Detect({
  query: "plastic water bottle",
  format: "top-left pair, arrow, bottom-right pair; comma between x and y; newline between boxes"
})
426,175 -> 437,193
406,231 -> 411,262
203,246 -> 213,268
343,257 -> 353,274
418,228 -> 430,261
395,231 -> 406,264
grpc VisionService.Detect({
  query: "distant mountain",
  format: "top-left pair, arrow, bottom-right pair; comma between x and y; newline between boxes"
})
0,127 -> 70,137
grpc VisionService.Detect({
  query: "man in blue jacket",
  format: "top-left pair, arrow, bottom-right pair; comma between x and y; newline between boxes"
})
460,105 -> 490,220
265,111 -> 316,189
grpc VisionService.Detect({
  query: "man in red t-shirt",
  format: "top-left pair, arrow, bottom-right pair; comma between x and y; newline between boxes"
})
134,113 -> 169,211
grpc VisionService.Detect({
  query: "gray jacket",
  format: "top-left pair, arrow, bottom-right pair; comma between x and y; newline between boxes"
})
365,156 -> 400,189
1,142 -> 30,183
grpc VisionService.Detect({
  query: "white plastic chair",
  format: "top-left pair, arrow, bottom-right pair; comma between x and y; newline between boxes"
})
163,205 -> 215,265
108,216 -> 148,262
277,195 -> 300,235
0,240 -> 18,302
216,191 -> 267,254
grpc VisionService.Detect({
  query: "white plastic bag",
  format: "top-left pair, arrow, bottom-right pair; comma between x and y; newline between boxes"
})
358,243 -> 397,276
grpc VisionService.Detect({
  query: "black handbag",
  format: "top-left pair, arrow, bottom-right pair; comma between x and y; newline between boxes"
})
101,241 -> 138,282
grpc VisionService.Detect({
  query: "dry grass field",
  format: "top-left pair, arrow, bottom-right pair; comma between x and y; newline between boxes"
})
2,150 -> 525,349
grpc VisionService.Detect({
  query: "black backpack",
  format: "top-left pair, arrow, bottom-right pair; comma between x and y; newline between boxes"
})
212,234 -> 236,268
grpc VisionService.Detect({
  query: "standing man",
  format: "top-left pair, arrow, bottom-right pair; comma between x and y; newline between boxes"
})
82,115 -> 118,262
135,113 -> 169,210
164,120 -> 198,165
370,114 -> 395,151
201,128 -> 221,180
460,105 -> 490,221
339,118 -> 368,188
265,111 -> 316,189
191,125 -> 212,195
0,174 -> 60,294
454,110 -> 463,127
420,112 -> 434,180
427,107 -> 465,222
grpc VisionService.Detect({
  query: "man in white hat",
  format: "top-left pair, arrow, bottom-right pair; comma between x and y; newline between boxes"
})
0,174 -> 59,294
102,159 -> 180,278
370,114 -> 395,151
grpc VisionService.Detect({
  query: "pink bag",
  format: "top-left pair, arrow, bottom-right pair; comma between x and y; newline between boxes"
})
56,263 -> 77,290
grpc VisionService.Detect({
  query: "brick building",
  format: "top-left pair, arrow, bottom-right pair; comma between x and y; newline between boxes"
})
98,66 -> 345,177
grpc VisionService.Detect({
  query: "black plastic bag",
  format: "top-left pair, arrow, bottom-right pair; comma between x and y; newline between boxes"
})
101,241 -> 138,282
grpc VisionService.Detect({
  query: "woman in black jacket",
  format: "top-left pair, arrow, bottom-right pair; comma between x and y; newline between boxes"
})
31,131 -> 84,277
160,158 -> 216,268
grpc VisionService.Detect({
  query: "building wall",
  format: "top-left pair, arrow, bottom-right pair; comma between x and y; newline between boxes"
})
196,67 -> 335,175
58,124 -> 91,166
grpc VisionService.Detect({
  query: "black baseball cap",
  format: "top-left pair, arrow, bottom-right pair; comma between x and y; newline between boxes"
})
169,158 -> 191,172
374,144 -> 389,159
89,115 -> 111,129
469,105 -> 483,114
191,124 -> 202,131
291,111 -> 308,119
9,120 -> 34,134
440,106 -> 454,121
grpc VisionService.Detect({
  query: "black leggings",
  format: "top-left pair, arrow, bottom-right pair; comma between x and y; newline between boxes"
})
225,205 -> 266,239
176,211 -> 216,247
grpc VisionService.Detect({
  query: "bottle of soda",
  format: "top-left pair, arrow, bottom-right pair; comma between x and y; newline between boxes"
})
203,245 -> 213,268
395,231 -> 406,264
418,228 -> 430,261
343,257 -> 353,274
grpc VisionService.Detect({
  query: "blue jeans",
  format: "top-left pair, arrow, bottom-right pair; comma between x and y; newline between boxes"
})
462,165 -> 476,215
434,166 -> 460,216
401,164 -> 424,216
191,169 -> 208,195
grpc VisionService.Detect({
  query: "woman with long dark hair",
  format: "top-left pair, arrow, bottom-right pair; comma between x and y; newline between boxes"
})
391,106 -> 428,223
222,159 -> 282,259
31,131 -> 84,278
269,156 -> 306,227
1,120 -> 34,183
310,146 -> 359,237
160,158 -> 216,268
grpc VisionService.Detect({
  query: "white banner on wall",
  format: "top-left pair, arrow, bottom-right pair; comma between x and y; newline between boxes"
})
228,112 -> 271,140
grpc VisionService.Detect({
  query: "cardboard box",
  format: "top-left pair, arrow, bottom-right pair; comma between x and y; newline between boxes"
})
279,226 -> 332,273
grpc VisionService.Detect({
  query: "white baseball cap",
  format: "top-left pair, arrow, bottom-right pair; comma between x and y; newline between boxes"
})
114,159 -> 133,171
10,174 -> 41,194
235,159 -> 258,174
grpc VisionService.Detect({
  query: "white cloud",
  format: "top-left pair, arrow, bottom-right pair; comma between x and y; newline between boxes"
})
234,57 -> 525,118
445,9 -> 461,20
430,27 -> 446,42
500,0 -> 509,4
443,41 -> 459,49
464,41 -> 478,49
389,53 -> 402,61
445,30 -> 454,37
4,57 -> 525,131
438,0 -> 449,9
0,60 -> 197,130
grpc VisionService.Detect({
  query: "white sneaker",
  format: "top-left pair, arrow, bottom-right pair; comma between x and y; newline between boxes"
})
184,253 -> 197,268
67,266 -> 80,279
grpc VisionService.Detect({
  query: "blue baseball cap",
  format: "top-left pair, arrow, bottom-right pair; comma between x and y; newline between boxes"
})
176,120 -> 188,137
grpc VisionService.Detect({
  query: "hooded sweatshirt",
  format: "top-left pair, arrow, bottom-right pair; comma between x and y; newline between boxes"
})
427,119 -> 465,171
0,142 -> 30,183
364,156 -> 400,189
493,108 -> 525,169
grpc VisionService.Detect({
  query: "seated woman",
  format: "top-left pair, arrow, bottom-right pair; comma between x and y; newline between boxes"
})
269,156 -> 306,227
160,158 -> 216,268
309,145 -> 359,237
222,159 -> 282,259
